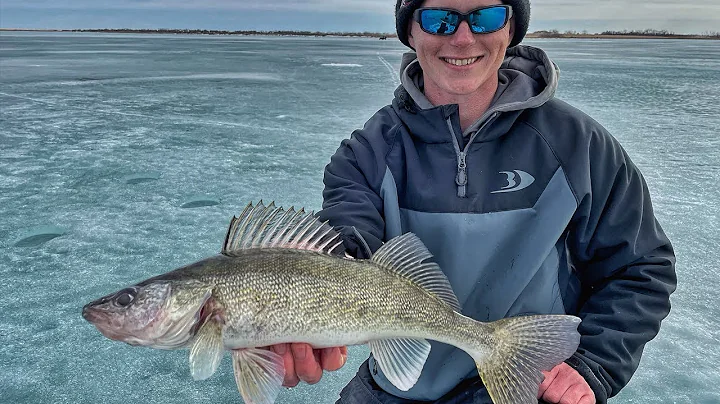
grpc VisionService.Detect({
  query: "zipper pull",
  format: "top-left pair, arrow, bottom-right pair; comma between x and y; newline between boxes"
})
455,152 -> 467,198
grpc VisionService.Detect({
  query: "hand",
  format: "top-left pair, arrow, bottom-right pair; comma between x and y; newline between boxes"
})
268,343 -> 348,387
538,362 -> 595,404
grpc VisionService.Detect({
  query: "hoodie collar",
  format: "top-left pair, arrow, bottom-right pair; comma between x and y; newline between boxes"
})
397,45 -> 560,136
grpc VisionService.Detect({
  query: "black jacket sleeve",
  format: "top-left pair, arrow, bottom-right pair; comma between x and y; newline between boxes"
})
566,129 -> 677,401
317,110 -> 396,259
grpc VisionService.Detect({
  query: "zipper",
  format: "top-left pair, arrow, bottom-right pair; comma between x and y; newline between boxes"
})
456,151 -> 468,197
446,112 -> 500,198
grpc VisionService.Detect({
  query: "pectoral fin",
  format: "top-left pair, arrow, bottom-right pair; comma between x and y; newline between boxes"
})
232,348 -> 285,404
189,319 -> 223,381
369,338 -> 431,391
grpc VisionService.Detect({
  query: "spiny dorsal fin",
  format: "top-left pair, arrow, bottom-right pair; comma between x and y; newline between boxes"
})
222,201 -> 344,256
371,233 -> 461,312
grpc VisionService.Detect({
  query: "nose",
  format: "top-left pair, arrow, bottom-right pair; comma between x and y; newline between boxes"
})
82,304 -> 92,320
450,21 -> 475,46
82,302 -> 102,322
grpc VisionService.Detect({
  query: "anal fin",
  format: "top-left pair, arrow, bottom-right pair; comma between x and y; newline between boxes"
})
369,338 -> 431,391
189,319 -> 223,380
232,348 -> 286,404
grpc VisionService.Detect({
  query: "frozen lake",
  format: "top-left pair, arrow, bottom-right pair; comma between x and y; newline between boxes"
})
1,32 -> 719,403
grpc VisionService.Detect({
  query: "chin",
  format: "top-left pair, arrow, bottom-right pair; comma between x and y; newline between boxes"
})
443,82 -> 483,96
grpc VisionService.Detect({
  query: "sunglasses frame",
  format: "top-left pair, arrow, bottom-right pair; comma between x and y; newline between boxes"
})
412,5 -> 513,36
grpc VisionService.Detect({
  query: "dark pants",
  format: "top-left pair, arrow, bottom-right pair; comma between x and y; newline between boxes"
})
335,360 -> 496,404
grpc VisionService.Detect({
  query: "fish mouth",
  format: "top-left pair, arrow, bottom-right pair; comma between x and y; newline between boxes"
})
82,306 -> 132,342
82,300 -> 115,324
81,304 -> 100,322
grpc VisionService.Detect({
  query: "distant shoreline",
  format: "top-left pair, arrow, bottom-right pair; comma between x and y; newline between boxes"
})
1,28 -> 393,38
527,30 -> 720,40
1,28 -> 719,40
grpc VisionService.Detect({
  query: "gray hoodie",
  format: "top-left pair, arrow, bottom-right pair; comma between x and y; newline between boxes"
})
318,45 -> 676,402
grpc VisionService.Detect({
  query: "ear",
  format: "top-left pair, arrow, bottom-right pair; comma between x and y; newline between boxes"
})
408,24 -> 416,48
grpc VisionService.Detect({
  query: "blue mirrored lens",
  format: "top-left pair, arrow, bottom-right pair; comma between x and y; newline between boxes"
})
420,10 -> 460,34
419,7 -> 508,35
469,7 -> 507,33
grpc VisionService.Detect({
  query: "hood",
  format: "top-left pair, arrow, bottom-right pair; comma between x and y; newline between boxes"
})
394,45 -> 560,140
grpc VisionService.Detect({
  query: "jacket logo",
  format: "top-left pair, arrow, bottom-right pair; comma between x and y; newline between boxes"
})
491,170 -> 535,194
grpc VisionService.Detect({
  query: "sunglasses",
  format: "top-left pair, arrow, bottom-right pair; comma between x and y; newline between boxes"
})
413,5 -> 513,36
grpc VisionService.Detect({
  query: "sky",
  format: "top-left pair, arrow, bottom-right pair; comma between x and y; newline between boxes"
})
1,0 -> 719,35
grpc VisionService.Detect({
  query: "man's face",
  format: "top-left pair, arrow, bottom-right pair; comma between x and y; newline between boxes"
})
408,0 -> 514,101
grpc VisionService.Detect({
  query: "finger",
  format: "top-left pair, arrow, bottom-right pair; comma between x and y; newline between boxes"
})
270,344 -> 299,387
538,368 -> 559,398
558,385 -> 589,404
291,343 -> 323,384
540,365 -> 574,403
578,394 -> 596,404
542,382 -> 571,404
555,366 -> 595,404
320,346 -> 348,371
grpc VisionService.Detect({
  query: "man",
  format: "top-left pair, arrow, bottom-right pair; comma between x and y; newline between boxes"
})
270,0 -> 677,403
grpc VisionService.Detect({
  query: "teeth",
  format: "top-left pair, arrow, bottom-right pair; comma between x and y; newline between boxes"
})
444,57 -> 478,66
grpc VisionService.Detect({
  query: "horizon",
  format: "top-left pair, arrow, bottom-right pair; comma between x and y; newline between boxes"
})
1,1 -> 719,35
2,27 -> 718,37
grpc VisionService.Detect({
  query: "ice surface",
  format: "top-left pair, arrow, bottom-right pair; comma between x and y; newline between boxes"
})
1,33 -> 719,403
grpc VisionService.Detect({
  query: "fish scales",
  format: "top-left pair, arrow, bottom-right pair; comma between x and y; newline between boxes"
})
172,248 -> 465,348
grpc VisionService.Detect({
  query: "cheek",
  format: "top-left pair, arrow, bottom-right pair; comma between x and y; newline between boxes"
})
418,42 -> 443,65
140,307 -> 164,329
125,301 -> 164,331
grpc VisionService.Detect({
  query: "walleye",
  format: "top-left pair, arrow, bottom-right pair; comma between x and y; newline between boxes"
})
82,201 -> 581,404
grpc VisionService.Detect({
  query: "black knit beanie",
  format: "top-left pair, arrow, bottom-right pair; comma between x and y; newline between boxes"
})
395,0 -> 530,48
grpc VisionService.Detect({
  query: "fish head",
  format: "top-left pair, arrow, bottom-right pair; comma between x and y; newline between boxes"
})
82,280 -> 213,350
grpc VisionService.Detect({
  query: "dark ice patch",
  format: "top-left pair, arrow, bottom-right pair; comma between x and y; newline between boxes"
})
180,196 -> 221,209
123,172 -> 161,184
13,225 -> 65,247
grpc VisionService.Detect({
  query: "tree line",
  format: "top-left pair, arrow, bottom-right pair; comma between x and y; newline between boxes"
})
530,29 -> 720,38
67,28 -> 395,38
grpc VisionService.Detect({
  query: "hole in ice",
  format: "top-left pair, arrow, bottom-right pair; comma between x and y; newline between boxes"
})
13,225 -> 65,247
180,196 -> 221,209
123,172 -> 161,184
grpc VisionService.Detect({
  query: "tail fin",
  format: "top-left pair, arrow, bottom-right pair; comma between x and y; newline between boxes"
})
471,315 -> 581,404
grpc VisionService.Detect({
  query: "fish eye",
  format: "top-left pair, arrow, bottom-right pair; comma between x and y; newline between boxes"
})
114,288 -> 136,307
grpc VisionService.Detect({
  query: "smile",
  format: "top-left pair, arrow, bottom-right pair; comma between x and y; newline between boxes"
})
441,57 -> 479,66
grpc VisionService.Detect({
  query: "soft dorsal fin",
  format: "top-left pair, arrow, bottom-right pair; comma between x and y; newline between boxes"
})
222,201 -> 344,256
371,233 -> 461,312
